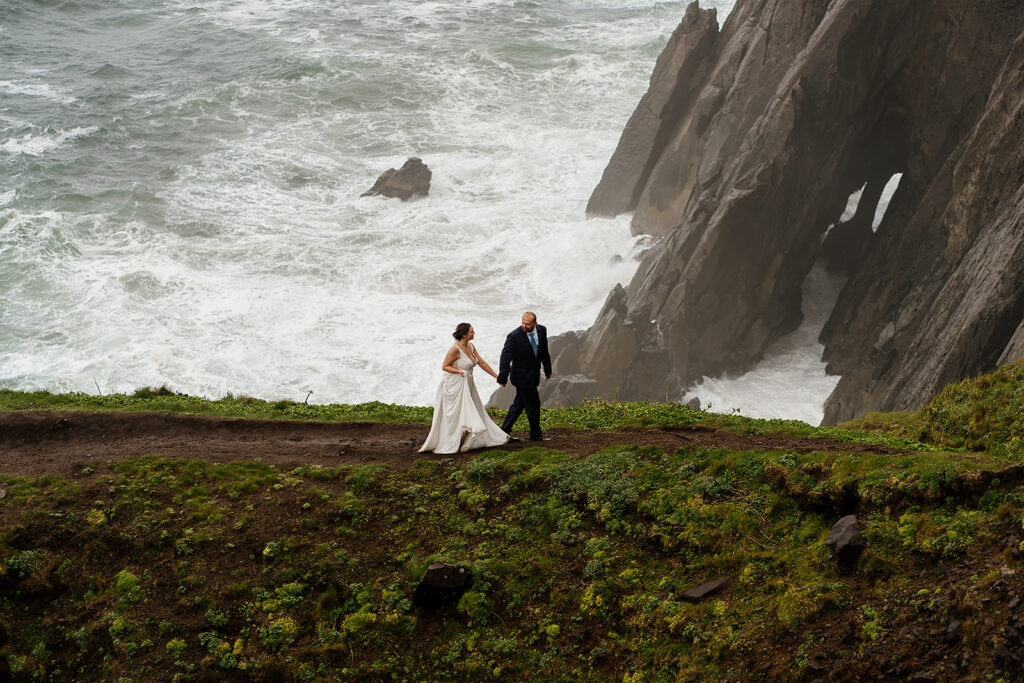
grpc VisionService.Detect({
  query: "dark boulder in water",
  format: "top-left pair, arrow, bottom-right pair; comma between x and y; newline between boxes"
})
557,0 -> 1024,424
362,157 -> 431,200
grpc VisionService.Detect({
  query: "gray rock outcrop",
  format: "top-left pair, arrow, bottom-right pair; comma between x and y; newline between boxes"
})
586,2 -> 719,225
825,515 -> 866,568
362,157 -> 431,200
485,383 -> 515,411
557,0 -> 1024,423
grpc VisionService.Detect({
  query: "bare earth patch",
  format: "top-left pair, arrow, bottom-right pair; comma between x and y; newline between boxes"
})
0,410 -> 908,478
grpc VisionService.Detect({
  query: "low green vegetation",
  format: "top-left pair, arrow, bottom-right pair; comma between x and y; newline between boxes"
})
0,444 -> 1020,680
0,387 -> 434,425
3,359 -> 1024,680
841,357 -> 1024,458
921,358 -> 1024,454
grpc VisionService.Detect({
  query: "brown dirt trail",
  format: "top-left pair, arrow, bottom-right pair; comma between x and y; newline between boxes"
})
0,410 -> 907,477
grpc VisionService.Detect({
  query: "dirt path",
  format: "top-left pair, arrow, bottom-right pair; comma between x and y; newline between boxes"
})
0,410 -> 908,477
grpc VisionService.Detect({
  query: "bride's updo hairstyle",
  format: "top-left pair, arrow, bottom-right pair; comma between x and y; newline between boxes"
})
453,322 -> 471,341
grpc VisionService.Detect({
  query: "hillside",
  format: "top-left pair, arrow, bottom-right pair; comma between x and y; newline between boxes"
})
2,362 -> 1024,681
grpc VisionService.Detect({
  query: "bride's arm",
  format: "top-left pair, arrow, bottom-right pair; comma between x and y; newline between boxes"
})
472,344 -> 498,379
442,346 -> 464,375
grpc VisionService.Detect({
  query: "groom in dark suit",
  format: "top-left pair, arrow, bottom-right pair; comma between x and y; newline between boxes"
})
497,311 -> 552,441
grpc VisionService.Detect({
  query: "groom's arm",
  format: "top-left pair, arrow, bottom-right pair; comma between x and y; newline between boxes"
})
497,332 -> 514,385
538,325 -> 552,378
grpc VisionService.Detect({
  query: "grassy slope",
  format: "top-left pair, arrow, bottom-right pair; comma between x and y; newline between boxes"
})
3,360 -> 1024,681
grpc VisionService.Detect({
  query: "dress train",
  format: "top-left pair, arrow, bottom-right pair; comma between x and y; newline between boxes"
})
419,344 -> 510,454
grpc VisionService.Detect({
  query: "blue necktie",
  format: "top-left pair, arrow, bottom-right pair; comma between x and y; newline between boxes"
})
529,331 -> 538,356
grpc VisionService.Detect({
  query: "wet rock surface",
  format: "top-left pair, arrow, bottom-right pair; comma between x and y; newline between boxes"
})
362,157 -> 431,200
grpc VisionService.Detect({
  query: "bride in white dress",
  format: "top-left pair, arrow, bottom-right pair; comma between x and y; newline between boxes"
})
419,322 -> 511,454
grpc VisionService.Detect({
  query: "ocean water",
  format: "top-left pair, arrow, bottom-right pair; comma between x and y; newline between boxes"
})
682,263 -> 847,425
0,0 -> 857,424
0,0 -> 734,406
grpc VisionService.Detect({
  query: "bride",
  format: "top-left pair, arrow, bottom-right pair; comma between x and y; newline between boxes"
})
419,322 -> 511,454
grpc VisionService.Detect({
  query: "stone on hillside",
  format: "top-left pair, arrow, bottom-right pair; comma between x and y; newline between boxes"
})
362,157 -> 431,200
1004,535 -> 1021,559
825,515 -> 866,568
681,575 -> 735,602
412,562 -> 471,608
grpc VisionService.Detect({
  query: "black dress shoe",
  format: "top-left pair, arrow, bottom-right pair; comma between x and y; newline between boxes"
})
529,436 -> 551,442
506,437 -> 521,443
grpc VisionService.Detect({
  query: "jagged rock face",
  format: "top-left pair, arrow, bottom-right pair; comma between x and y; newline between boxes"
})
586,2 -> 719,223
821,12 -> 1024,423
564,0 -> 1024,423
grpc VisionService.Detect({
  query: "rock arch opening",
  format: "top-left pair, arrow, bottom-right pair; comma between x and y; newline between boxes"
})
872,173 -> 903,232
820,166 -> 905,276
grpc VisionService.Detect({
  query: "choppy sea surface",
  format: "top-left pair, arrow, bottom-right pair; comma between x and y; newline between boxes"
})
0,0 -> 856,425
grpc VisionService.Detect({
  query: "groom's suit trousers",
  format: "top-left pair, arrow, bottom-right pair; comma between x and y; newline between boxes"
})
501,383 -> 541,440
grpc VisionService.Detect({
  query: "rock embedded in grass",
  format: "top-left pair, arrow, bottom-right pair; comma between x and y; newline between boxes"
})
826,514 -> 867,569
681,575 -> 735,603
413,562 -> 471,608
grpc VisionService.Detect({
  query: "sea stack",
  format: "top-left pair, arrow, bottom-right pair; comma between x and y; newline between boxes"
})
362,157 -> 432,200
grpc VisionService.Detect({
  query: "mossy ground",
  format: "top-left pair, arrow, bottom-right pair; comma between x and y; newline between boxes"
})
3,360 -> 1024,681
841,357 -> 1024,458
3,445 -> 1022,682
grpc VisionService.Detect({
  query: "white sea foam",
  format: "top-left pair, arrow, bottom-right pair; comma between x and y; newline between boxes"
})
0,127 -> 96,157
1,0 -> 742,409
874,173 -> 903,230
683,263 -> 846,426
144,106 -> 641,404
0,80 -> 76,104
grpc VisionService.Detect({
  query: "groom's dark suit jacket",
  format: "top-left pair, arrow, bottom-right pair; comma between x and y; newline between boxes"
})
497,324 -> 552,387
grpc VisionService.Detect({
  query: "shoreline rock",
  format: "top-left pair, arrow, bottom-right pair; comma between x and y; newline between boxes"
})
361,157 -> 431,200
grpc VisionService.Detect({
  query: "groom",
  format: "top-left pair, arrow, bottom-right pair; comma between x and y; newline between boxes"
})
497,311 -> 552,441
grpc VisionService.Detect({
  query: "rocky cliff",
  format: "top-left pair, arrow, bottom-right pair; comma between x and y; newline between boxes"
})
555,0 -> 1024,424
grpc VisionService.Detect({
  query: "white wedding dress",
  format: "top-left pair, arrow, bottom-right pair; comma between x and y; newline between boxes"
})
419,344 -> 510,454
